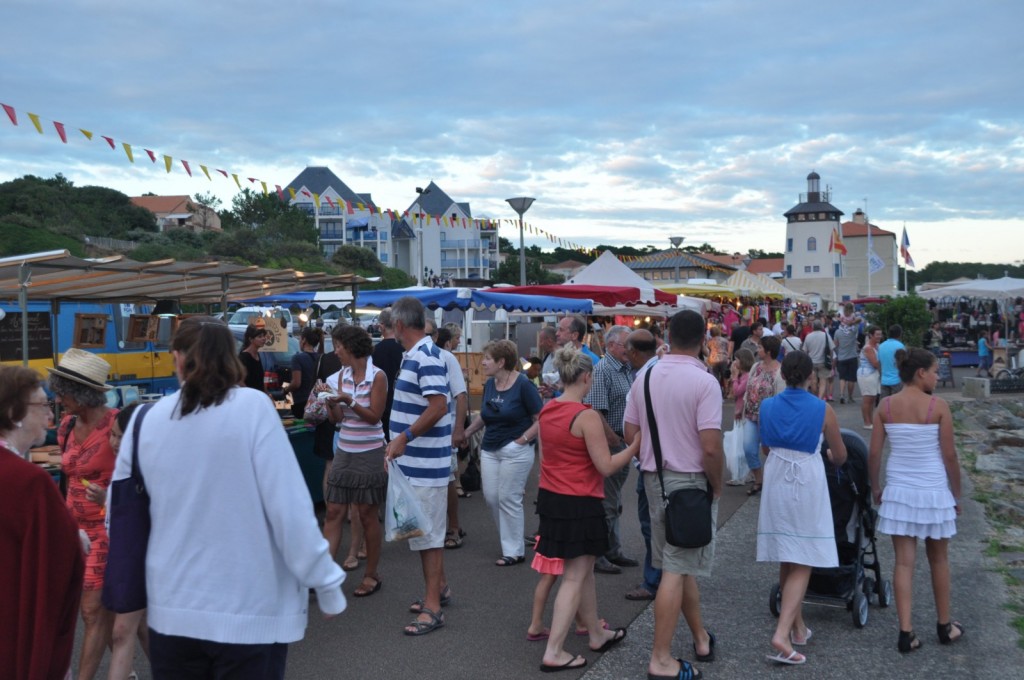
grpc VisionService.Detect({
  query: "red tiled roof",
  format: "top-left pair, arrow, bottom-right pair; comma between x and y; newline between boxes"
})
841,223 -> 894,238
746,258 -> 785,275
701,253 -> 745,268
130,195 -> 192,215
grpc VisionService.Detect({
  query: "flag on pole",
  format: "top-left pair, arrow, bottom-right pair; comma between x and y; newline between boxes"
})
900,227 -> 915,267
866,223 -> 884,274
828,227 -> 848,255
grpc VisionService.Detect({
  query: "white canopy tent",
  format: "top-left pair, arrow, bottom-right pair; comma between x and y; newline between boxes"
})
917,276 -> 1024,301
569,251 -> 708,314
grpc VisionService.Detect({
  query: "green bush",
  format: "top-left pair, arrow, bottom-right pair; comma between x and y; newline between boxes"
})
865,295 -> 932,347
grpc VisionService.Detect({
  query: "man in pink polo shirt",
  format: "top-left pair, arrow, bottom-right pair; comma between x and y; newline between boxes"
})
624,309 -> 724,680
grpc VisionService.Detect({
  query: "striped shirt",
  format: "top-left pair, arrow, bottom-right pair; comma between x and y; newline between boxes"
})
336,359 -> 386,453
390,336 -> 452,487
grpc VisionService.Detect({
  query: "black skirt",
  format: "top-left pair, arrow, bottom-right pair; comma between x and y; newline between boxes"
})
535,488 -> 608,560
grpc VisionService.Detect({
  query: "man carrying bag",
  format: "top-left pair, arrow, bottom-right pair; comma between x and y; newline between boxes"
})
623,310 -> 724,680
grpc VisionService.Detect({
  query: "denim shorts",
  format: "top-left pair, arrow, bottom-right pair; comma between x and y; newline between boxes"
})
743,417 -> 763,471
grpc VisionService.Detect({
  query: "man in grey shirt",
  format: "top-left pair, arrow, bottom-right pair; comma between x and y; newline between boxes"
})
802,320 -> 832,400
833,322 -> 860,404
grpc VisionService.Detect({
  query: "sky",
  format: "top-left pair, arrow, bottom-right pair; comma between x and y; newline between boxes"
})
1,0 -> 1022,269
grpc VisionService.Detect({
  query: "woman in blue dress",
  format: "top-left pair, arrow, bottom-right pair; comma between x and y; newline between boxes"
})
756,351 -> 847,665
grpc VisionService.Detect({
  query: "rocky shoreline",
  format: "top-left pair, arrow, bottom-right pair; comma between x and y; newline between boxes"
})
951,396 -> 1024,645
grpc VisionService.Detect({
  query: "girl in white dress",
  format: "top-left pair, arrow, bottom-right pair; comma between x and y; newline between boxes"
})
868,348 -> 963,653
756,351 -> 847,665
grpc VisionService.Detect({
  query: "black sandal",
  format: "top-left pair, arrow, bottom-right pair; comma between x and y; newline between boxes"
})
747,484 -> 762,496
898,630 -> 922,653
937,621 -> 964,644
495,555 -> 525,567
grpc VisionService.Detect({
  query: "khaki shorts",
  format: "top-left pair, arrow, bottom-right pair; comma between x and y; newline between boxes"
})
813,363 -> 832,382
407,485 -> 449,551
643,471 -> 718,577
857,372 -> 880,397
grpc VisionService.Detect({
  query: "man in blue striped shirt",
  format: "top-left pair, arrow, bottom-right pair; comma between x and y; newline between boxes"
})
385,296 -> 452,636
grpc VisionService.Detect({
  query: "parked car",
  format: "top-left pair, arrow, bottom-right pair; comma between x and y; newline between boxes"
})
319,310 -> 349,333
227,306 -> 296,340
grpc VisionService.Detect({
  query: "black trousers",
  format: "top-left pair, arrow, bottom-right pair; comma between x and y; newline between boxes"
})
149,629 -> 288,680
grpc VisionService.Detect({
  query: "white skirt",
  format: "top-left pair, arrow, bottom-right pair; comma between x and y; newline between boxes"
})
756,447 -> 838,568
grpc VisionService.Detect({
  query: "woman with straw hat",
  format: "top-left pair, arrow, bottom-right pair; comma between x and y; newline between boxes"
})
48,348 -> 118,680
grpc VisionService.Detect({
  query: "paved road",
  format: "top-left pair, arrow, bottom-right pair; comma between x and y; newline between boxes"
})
72,366 -> 1024,679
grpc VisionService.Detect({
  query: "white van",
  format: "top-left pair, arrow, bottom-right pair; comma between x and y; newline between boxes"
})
227,306 -> 296,338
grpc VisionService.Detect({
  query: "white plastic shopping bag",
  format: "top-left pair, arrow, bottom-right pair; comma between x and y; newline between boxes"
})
384,459 -> 433,542
724,420 -> 750,484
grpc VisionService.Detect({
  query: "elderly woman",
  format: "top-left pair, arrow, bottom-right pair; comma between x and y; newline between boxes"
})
112,316 -> 344,677
47,348 -> 118,680
323,324 -> 388,598
742,334 -> 785,496
0,366 -> 84,679
536,346 -> 638,671
756,351 -> 846,665
464,339 -> 543,566
239,323 -> 269,390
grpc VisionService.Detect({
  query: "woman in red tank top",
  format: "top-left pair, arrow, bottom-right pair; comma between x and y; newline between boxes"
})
535,346 -> 639,672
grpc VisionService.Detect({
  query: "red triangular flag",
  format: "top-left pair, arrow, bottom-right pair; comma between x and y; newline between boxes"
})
53,121 -> 68,143
181,160 -> 192,177
275,185 -> 285,201
2,104 -> 16,125
145,149 -> 157,163
347,201 -> 354,215
217,169 -> 228,178
324,196 -> 335,208
101,136 -> 115,150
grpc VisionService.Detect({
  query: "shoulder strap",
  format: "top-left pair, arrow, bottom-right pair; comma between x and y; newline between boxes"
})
130,403 -> 156,484
59,415 -> 78,453
643,367 -> 669,502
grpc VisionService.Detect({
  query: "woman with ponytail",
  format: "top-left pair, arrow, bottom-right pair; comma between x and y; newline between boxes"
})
112,317 -> 345,677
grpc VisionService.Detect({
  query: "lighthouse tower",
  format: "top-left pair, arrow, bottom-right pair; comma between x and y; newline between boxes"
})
782,172 -> 844,295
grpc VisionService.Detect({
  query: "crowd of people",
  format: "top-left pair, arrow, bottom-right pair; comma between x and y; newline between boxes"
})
1,299 -> 966,679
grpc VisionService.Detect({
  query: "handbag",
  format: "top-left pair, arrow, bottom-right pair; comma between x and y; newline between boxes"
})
101,402 -> 155,613
303,380 -> 331,424
644,367 -> 714,549
823,334 -> 833,370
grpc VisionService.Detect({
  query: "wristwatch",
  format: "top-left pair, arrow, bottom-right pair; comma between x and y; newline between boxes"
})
403,428 -> 416,442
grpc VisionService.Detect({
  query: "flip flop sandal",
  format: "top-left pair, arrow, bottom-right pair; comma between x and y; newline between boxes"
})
747,484 -> 762,496
495,555 -> 525,567
341,556 -> 359,571
694,629 -> 716,662
526,629 -> 550,642
647,658 -> 702,680
790,626 -> 812,646
591,627 -> 627,653
444,530 -> 463,549
403,606 -> 445,636
353,576 -> 382,598
539,655 -> 587,673
766,650 -> 805,665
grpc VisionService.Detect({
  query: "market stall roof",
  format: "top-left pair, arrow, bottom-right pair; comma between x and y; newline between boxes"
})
917,276 -> 1024,301
722,270 -> 809,301
566,251 -> 675,304
486,284 -> 674,307
0,250 -> 366,304
658,282 -> 739,298
354,286 -> 593,313
241,291 -> 355,308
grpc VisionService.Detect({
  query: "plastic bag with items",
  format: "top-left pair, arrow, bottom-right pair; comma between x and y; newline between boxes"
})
384,459 -> 432,542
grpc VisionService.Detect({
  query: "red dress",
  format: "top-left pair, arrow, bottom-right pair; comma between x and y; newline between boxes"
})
60,410 -> 117,591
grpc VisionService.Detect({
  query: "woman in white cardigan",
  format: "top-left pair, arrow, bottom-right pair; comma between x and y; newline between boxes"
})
112,316 -> 345,678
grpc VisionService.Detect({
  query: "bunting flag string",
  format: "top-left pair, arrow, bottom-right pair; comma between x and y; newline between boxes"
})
0,99 -> 690,260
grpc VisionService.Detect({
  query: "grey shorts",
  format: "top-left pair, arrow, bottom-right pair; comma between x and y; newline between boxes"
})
643,471 -> 718,577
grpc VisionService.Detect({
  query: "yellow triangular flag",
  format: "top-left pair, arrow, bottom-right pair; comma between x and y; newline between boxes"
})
201,165 -> 211,180
122,143 -> 134,163
288,188 -> 296,200
163,155 -> 173,173
27,113 -> 43,134
313,193 -> 321,209
79,129 -> 93,140
232,174 -> 241,189
261,181 -> 268,196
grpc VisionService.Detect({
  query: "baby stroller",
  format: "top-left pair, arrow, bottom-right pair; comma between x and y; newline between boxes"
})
768,428 -> 892,628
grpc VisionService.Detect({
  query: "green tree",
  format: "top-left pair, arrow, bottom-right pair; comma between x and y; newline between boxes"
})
865,295 -> 932,348
332,245 -> 384,275
748,248 -> 785,259
492,255 -> 565,285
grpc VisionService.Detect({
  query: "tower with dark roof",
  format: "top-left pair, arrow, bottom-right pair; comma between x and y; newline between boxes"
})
782,171 -> 844,289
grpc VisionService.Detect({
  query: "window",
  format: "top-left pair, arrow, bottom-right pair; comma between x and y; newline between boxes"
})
804,266 -> 812,273
787,238 -> 794,252
813,265 -> 820,273
652,271 -> 661,280
834,263 -> 841,277
818,213 -> 826,220
786,265 -> 792,278
807,237 -> 817,252
797,214 -> 806,221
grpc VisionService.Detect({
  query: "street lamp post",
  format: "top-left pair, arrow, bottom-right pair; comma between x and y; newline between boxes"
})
669,236 -> 685,283
416,186 -> 432,286
506,197 -> 536,286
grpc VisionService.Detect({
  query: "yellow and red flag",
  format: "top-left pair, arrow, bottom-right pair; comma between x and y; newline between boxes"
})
829,227 -> 848,256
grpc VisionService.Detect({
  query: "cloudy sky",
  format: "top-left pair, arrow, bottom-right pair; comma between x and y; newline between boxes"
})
2,0 -> 1021,268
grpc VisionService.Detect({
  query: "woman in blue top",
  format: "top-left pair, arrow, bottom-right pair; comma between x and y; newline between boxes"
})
756,350 -> 847,666
464,340 -> 543,566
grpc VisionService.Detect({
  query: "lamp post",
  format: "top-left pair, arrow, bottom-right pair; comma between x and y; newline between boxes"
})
669,236 -> 685,283
506,197 -> 535,286
416,186 -> 431,286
